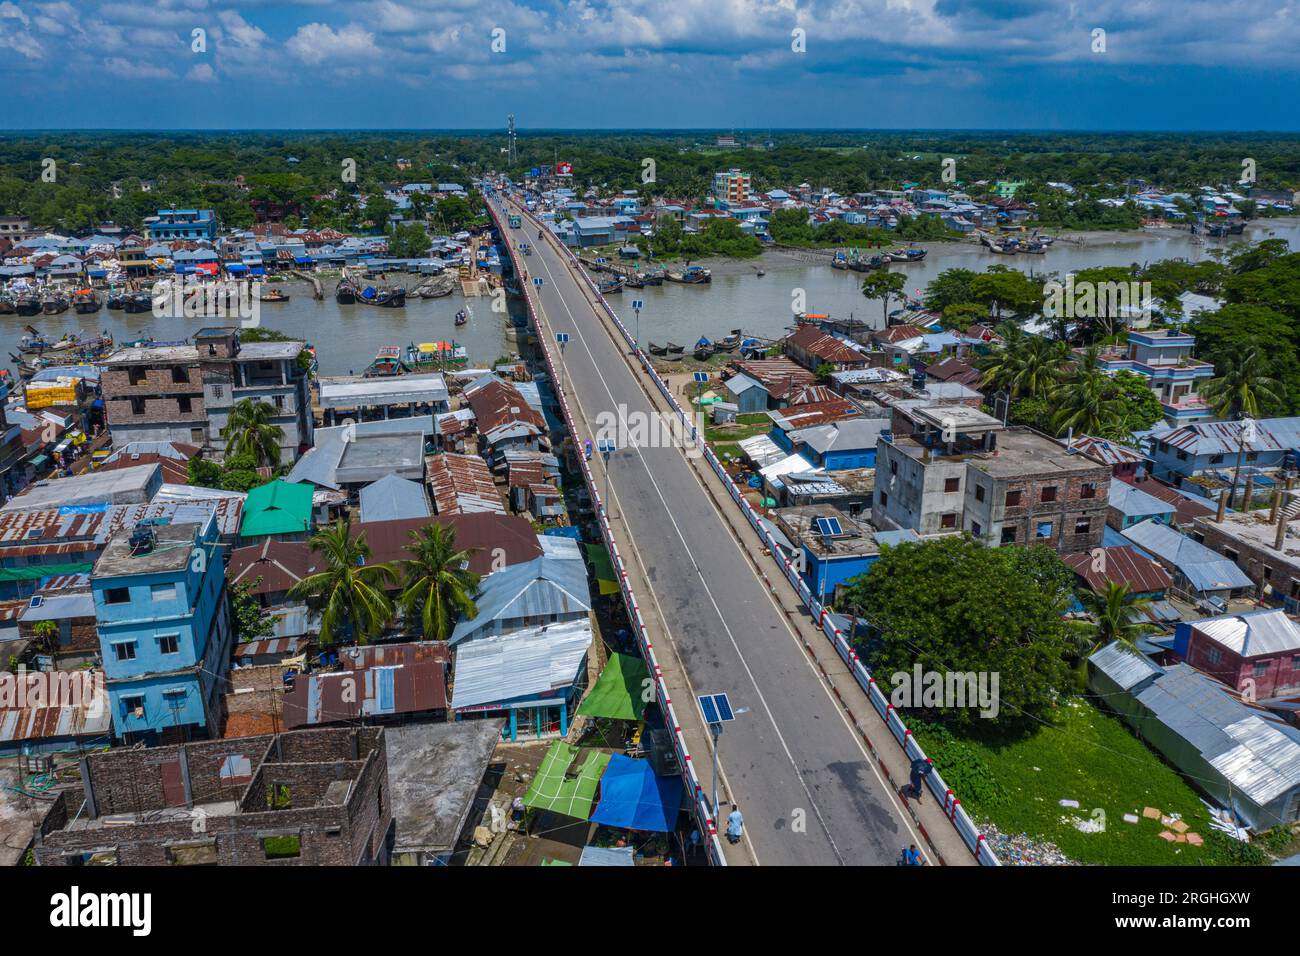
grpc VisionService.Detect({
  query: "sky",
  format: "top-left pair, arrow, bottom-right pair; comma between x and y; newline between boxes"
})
1,0 -> 1299,131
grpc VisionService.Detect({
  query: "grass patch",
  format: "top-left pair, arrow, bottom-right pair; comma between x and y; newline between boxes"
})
705,423 -> 771,443
912,697 -> 1236,866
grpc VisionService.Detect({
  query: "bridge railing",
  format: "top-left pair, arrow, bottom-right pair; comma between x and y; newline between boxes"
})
490,200 -> 727,866
503,195 -> 998,866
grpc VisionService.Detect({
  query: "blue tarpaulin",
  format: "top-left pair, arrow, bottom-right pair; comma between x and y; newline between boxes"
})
543,526 -> 582,540
589,754 -> 683,833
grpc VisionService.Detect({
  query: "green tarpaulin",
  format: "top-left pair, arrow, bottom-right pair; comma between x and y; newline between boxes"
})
522,741 -> 611,820
577,653 -> 650,721
584,542 -> 619,596
0,562 -> 94,583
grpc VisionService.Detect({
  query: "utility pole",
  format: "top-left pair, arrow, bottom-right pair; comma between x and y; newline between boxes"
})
507,114 -> 517,166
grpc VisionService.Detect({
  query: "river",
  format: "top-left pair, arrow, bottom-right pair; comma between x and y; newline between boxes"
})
4,219 -> 1299,377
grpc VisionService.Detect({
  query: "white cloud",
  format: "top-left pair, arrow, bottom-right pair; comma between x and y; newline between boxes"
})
286,21 -> 380,64
102,56 -> 175,79
187,61 -> 216,81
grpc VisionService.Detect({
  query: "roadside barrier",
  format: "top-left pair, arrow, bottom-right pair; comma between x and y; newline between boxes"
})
490,201 -> 727,866
499,196 -> 997,865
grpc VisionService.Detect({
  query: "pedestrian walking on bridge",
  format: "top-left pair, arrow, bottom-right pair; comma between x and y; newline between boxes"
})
726,807 -> 744,845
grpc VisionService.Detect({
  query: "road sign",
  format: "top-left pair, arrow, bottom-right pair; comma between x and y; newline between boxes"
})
533,277 -> 544,287
555,332 -> 569,344
631,299 -> 644,311
698,693 -> 735,727
693,372 -> 709,384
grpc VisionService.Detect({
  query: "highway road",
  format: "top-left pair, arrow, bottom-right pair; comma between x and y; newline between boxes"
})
501,195 -> 923,865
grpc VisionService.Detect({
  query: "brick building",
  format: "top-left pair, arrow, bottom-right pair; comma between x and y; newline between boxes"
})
1192,506 -> 1300,606
1174,608 -> 1300,700
99,327 -> 313,462
34,727 -> 392,866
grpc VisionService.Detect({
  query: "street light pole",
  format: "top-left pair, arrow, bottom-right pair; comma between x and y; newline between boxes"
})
710,722 -> 722,822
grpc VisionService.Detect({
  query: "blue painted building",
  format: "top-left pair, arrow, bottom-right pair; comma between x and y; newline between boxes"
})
787,418 -> 890,471
91,513 -> 232,743
1148,417 -> 1300,484
144,208 -> 218,242
773,507 -> 922,603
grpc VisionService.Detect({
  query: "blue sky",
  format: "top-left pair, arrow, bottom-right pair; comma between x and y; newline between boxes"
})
1,0 -> 1298,130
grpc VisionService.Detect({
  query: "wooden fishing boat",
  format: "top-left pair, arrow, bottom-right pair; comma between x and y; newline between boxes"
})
666,266 -> 711,284
40,292 -> 69,315
454,308 -> 469,327
693,337 -> 715,360
0,295 -> 15,315
598,275 -> 625,294
15,294 -> 41,316
72,289 -> 101,314
335,280 -> 358,304
123,291 -> 153,313
358,285 -> 406,308
647,342 -> 668,356
666,341 -> 684,354
106,292 -> 126,310
885,247 -> 927,263
259,289 -> 290,303
364,346 -> 407,378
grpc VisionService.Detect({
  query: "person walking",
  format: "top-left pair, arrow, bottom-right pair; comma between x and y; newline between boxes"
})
726,806 -> 744,845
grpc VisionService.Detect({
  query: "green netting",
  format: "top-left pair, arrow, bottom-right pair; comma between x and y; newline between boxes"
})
541,859 -> 573,866
577,653 -> 650,721
522,741 -> 611,820
584,542 -> 619,595
0,562 -> 94,583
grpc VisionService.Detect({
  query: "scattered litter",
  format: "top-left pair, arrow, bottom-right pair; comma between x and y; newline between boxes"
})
1170,820 -> 1189,834
1061,814 -> 1105,834
978,820 -> 1076,865
1157,830 -> 1177,842
1186,833 -> 1204,846
1059,799 -> 1080,809
1142,807 -> 1162,820
1123,813 -> 1140,824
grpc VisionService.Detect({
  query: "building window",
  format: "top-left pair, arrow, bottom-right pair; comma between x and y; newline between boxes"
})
941,513 -> 957,529
191,428 -> 205,444
975,484 -> 985,503
944,477 -> 960,493
178,396 -> 192,414
1176,450 -> 1188,461
1210,454 -> 1224,465
158,635 -> 179,655
261,835 -> 301,860
128,367 -> 146,385
1246,452 -> 1259,462
1036,521 -> 1053,539
213,384 -> 224,399
1000,527 -> 1016,545
130,397 -> 146,416
1074,517 -> 1091,535
1005,490 -> 1021,507
890,461 -> 898,476
122,695 -> 145,716
171,367 -> 189,384
1080,482 -> 1097,499
273,394 -> 285,410
1254,662 -> 1269,678
1206,646 -> 1222,665
1041,486 -> 1058,503
878,491 -> 888,507
1224,548 -> 1239,564
971,522 -> 982,537
1292,655 -> 1300,670
104,587 -> 131,605
113,641 -> 137,662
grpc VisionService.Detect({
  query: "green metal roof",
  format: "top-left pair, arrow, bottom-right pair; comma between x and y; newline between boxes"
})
239,480 -> 314,538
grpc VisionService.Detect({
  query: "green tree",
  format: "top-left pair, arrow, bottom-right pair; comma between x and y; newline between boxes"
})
923,268 -> 980,313
230,576 -> 275,643
860,270 -> 907,327
839,536 -> 1076,732
970,267 -> 1043,321
1201,346 -> 1287,510
396,524 -> 480,641
221,398 -> 285,468
287,520 -> 397,646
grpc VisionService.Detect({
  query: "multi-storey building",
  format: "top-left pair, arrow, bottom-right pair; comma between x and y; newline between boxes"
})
91,513 -> 232,743
1087,329 -> 1215,424
143,207 -> 218,242
99,327 -> 313,461
713,168 -> 751,206
873,407 -> 1109,553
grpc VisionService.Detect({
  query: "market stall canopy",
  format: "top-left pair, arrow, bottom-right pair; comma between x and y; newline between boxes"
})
588,753 -> 684,833
522,741 -> 611,820
578,845 -> 635,866
584,541 -> 619,596
577,653 -> 650,721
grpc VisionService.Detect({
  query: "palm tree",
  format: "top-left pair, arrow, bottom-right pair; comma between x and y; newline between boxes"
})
1050,368 -> 1124,438
976,332 -> 1065,401
1200,346 -> 1285,509
287,520 -> 397,646
397,524 -> 480,641
221,398 -> 284,468
1073,581 -> 1154,687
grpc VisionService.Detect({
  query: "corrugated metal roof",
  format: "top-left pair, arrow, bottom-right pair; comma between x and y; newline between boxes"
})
0,671 -> 111,743
1192,608 -> 1300,658
451,619 -> 592,710
425,453 -> 505,515
1121,519 -> 1254,592
359,475 -> 431,523
450,554 -> 592,645
1063,545 -> 1173,594
1207,715 -> 1300,805
1088,641 -> 1164,691
283,641 -> 449,728
1159,416 -> 1300,457
1109,481 -> 1176,518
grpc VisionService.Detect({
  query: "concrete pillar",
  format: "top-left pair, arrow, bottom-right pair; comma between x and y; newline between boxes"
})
1217,487 -> 1228,522
1243,476 -> 1255,512
1270,489 -> 1281,523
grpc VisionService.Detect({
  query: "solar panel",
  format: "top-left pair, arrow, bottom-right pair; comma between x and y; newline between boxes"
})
814,516 -> 843,537
28,595 -> 43,609
698,693 -> 735,726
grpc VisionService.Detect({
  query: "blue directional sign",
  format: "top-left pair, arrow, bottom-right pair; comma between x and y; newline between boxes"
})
631,299 -> 644,310
555,332 -> 569,345
533,277 -> 544,287
693,372 -> 710,384
698,693 -> 735,726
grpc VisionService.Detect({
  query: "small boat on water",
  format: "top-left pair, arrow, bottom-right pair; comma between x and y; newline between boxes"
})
364,346 -> 407,378
0,295 -> 15,315
406,341 -> 469,370
666,341 -> 685,354
72,289 -> 101,314
454,308 -> 469,327
885,247 -> 927,263
693,336 -> 715,360
123,291 -> 153,313
15,294 -> 41,317
41,292 -> 69,315
666,266 -> 711,284
831,252 -> 850,270
358,285 -> 406,308
598,275 -> 625,295
755,268 -> 766,277
640,271 -> 665,286
335,281 -> 358,304
714,329 -> 744,353
849,255 -> 887,272
106,292 -> 126,310
260,289 -> 290,303
647,342 -> 668,356
625,274 -> 644,289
